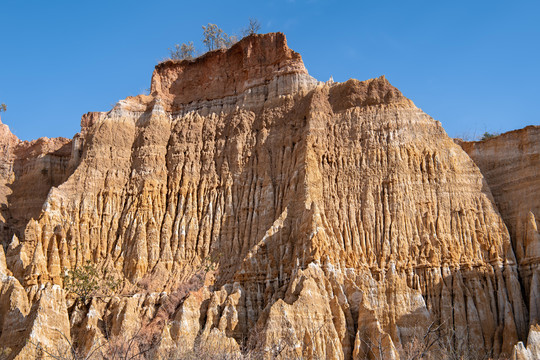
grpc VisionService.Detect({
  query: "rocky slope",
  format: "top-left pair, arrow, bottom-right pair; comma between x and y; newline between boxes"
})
0,33 -> 537,359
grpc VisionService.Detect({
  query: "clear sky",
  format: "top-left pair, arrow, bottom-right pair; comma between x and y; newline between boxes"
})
0,0 -> 538,141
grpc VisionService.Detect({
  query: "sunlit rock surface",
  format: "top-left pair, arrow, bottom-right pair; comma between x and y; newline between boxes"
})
460,127 -> 540,359
0,33 -> 537,359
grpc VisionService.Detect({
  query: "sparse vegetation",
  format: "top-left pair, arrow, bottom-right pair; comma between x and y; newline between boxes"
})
241,18 -> 261,37
32,270 -> 208,360
30,312 -> 503,360
29,327 -> 154,360
354,317 -> 499,360
169,41 -> 195,60
202,23 -> 237,51
0,103 -> 6,113
480,131 -> 498,141
62,261 -> 120,304
167,19 -> 261,61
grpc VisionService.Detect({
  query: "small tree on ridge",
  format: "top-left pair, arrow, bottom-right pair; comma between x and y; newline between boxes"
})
202,23 -> 237,51
242,18 -> 261,37
169,41 -> 195,60
480,132 -> 498,141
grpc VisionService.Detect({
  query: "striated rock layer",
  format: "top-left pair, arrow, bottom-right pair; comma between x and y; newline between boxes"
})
459,127 -> 540,359
0,33 -> 537,359
0,117 -> 78,246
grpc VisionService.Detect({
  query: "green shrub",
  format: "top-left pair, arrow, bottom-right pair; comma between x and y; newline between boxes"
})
62,261 -> 120,304
480,132 -> 498,141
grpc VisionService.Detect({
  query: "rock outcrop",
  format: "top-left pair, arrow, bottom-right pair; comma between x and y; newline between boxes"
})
459,127 -> 540,359
459,127 -> 540,265
0,117 -> 78,247
0,33 -> 537,359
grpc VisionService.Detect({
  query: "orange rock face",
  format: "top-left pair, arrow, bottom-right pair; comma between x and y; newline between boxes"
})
0,33 -> 537,359
152,32 -> 312,109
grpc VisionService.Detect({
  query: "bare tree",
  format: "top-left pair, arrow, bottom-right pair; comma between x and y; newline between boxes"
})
29,327 -> 156,360
243,322 -> 326,360
434,327 -> 494,360
169,42 -> 195,60
223,34 -> 238,49
202,23 -> 221,51
398,321 -> 442,360
29,329 -> 104,360
357,333 -> 395,360
241,18 -> 261,37
396,319 -> 497,360
202,23 -> 237,51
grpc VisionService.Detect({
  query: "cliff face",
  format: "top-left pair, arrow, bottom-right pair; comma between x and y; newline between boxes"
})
0,119 -> 19,243
0,118 -> 77,359
460,127 -> 540,267
151,32 -> 313,109
0,33 -> 537,359
0,118 -> 77,245
460,127 -> 540,359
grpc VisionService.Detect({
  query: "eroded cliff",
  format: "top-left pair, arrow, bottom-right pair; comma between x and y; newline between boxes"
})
0,33 -> 537,360
459,127 -> 540,359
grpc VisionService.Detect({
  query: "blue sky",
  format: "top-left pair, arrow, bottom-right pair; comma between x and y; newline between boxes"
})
0,0 -> 538,140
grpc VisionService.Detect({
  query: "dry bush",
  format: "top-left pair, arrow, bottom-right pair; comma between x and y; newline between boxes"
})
397,321 -> 500,360
32,266 -> 208,359
397,321 -> 442,360
31,333 -> 151,360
